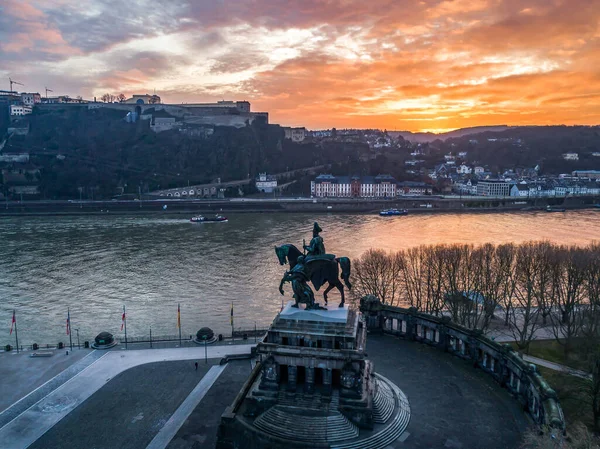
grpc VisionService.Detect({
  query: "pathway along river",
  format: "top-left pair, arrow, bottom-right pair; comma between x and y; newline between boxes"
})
1,211 -> 599,346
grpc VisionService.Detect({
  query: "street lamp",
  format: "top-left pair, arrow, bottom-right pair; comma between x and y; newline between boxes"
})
74,328 -> 80,349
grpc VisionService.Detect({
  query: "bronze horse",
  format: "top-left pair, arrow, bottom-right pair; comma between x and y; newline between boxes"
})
275,244 -> 352,307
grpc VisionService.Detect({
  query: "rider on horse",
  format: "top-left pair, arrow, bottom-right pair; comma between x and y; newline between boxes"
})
304,222 -> 335,262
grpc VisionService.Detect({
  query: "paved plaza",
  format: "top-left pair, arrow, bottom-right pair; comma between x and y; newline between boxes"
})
0,336 -> 529,449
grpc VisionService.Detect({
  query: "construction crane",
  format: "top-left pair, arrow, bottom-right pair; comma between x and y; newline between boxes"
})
45,87 -> 53,100
9,77 -> 23,92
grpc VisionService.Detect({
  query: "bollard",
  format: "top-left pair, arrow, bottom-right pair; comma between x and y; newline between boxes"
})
218,334 -> 223,341
32,343 -> 39,350
84,341 -> 90,348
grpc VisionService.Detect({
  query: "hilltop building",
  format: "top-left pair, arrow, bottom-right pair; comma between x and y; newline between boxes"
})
282,127 -> 307,142
124,94 -> 161,104
9,104 -> 32,116
21,93 -> 41,106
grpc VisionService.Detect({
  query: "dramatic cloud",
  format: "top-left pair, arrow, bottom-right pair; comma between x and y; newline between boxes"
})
1,0 -> 600,131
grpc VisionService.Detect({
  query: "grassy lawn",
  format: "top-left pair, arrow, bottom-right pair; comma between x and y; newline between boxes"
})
538,366 -> 594,430
511,339 -> 590,372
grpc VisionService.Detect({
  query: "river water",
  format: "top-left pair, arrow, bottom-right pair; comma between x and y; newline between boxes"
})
1,210 -> 599,345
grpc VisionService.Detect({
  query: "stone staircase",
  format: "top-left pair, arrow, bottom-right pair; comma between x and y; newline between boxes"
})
372,378 -> 394,424
254,405 -> 359,443
330,374 -> 411,449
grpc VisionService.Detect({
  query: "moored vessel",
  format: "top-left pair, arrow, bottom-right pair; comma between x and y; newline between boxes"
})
190,214 -> 228,223
379,208 -> 408,216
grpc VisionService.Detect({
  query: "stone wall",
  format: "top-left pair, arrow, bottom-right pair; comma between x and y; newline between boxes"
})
359,296 -> 565,430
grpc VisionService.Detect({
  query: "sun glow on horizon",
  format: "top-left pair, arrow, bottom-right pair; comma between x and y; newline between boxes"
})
1,0 -> 599,131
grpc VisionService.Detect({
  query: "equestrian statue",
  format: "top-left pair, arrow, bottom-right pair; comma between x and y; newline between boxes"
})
276,222 -> 352,309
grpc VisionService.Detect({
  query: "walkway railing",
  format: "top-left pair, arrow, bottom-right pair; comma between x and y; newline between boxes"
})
360,296 -> 565,430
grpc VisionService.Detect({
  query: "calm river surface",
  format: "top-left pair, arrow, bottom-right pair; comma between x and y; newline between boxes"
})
1,210 -> 599,345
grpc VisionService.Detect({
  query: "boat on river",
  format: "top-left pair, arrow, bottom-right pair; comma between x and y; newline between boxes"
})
379,208 -> 408,216
546,206 -> 566,213
190,215 -> 228,223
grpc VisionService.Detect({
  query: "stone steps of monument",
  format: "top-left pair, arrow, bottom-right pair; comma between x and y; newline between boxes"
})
254,405 -> 359,443
277,390 -> 336,410
330,375 -> 411,449
330,389 -> 340,409
373,378 -> 394,424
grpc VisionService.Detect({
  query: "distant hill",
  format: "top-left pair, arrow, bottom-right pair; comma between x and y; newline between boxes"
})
389,126 -> 511,142
1,106 -> 368,199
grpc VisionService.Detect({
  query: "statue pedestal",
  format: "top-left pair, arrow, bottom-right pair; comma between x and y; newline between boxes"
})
217,298 -> 379,449
280,300 -> 349,324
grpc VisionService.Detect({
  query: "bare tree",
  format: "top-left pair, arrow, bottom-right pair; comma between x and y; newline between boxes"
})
531,242 -> 556,326
117,93 -> 126,102
550,245 -> 587,358
101,93 -> 116,103
495,243 -> 517,326
510,242 -> 544,351
353,249 -> 404,306
401,246 -> 426,310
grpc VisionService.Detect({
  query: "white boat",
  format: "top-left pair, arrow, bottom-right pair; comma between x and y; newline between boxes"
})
190,215 -> 228,223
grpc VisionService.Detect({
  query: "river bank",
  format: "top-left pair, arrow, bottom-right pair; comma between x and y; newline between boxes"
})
0,196 -> 597,217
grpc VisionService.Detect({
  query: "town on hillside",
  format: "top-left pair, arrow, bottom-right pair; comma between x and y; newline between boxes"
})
1,87 -> 600,201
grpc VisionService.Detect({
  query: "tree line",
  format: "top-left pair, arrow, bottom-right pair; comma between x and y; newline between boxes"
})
354,241 -> 600,351
353,241 -> 600,428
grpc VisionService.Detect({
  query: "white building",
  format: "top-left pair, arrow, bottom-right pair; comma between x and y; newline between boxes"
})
311,174 -> 397,198
510,184 -> 530,197
21,93 -> 41,106
458,151 -> 468,158
476,180 -> 511,197
9,104 -> 32,116
563,153 -> 579,161
457,164 -> 472,174
256,173 -> 277,193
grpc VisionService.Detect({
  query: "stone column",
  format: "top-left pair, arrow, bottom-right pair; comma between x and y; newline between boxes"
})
305,367 -> 315,394
288,365 -> 297,392
323,368 -> 332,396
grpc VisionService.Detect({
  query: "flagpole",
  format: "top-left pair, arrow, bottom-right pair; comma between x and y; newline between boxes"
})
178,303 -> 182,346
14,310 -> 19,353
68,308 -> 73,351
230,302 -> 234,343
123,305 -> 128,350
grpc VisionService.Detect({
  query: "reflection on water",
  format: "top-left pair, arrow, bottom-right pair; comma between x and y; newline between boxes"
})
1,211 -> 599,344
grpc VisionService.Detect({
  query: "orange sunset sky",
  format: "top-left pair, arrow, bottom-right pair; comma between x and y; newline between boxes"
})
1,0 -> 600,132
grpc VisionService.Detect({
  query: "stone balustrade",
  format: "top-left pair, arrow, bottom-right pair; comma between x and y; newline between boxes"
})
359,296 -> 565,430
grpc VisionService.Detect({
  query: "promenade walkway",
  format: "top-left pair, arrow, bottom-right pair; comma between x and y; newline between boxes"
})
522,354 -> 592,380
0,344 -> 254,449
0,350 -> 106,429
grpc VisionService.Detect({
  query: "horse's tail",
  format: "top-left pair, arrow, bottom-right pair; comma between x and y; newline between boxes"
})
336,257 -> 352,290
